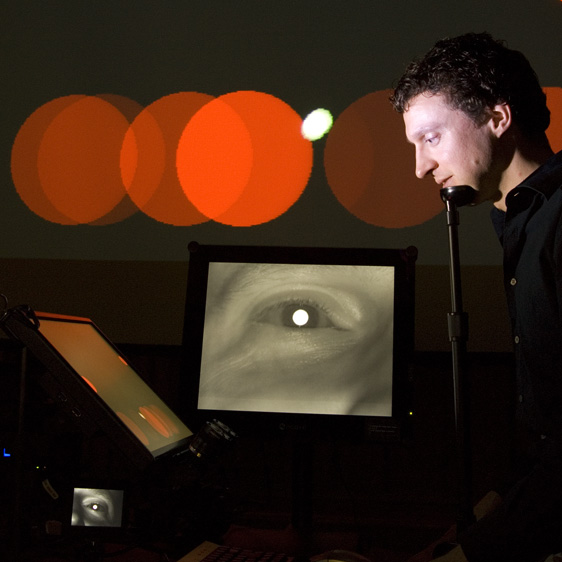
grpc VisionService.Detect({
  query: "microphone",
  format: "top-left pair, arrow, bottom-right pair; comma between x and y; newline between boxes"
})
440,185 -> 477,208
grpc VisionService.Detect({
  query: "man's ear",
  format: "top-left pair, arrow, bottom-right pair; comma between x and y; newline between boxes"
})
489,103 -> 512,138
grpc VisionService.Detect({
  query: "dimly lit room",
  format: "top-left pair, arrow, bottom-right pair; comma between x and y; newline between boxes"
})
2,2 -> 562,561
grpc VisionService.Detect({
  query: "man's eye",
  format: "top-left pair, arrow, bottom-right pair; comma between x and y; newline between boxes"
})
425,135 -> 439,145
255,301 -> 336,329
85,502 -> 107,513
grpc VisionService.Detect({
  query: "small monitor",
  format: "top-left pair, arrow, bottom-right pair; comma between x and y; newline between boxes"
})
181,242 -> 416,439
71,486 -> 125,528
0,308 -> 194,468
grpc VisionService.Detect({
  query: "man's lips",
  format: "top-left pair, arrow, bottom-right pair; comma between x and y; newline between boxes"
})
435,176 -> 452,187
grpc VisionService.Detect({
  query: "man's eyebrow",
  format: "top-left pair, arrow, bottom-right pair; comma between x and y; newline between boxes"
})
406,125 -> 440,142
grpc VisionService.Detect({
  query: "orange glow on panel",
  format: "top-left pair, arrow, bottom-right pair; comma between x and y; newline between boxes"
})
324,90 -> 443,228
11,95 -> 87,224
176,96 -> 254,220
37,96 -> 132,224
211,91 -> 313,227
81,376 -> 98,393
545,87 -> 562,153
138,405 -> 172,438
123,92 -> 214,226
144,404 -> 179,435
117,412 -> 149,446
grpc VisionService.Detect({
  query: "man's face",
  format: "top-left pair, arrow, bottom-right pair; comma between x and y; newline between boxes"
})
403,93 -> 502,205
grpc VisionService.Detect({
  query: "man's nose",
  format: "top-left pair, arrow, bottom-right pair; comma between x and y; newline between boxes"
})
415,150 -> 437,179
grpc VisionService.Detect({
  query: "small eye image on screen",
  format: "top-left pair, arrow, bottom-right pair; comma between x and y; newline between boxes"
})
71,487 -> 124,527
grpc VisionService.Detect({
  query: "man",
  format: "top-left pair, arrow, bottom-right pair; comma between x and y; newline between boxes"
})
391,33 -> 562,562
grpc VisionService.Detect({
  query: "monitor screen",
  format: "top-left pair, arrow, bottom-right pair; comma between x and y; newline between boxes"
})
182,242 -> 416,438
71,487 -> 125,528
0,308 -> 194,468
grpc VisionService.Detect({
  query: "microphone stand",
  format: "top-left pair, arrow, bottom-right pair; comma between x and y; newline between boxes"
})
440,186 -> 477,534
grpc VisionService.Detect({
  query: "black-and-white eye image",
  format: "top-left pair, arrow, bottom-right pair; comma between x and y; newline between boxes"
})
71,488 -> 124,527
198,262 -> 395,416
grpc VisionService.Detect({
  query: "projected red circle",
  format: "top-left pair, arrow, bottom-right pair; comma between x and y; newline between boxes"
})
122,92 -> 214,226
37,96 -> 133,224
545,87 -> 562,153
12,95 -> 141,225
177,91 -> 313,226
12,95 -> 87,225
176,96 -> 253,222
324,90 -> 443,228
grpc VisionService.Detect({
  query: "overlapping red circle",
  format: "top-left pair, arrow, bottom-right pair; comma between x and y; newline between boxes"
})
323,90 -> 443,228
10,87 -> 562,229
12,91 -> 313,227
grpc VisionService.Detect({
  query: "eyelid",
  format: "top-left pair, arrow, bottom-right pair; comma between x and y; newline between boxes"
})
253,297 -> 341,330
249,288 -> 361,331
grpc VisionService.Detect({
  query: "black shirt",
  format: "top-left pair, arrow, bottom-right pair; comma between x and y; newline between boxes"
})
459,150 -> 562,562
491,149 -> 562,437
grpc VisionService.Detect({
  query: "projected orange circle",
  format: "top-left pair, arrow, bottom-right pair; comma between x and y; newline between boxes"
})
37,96 -> 133,224
11,95 -> 87,224
88,95 -> 144,225
122,92 -> 214,226
545,87 -> 562,153
324,90 -> 443,228
177,91 -> 313,226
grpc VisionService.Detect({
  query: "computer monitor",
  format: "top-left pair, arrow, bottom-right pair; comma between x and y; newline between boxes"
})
0,307 -> 194,469
181,242 -> 416,440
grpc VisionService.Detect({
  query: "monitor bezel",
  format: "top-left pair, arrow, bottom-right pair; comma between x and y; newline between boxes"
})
181,242 -> 416,441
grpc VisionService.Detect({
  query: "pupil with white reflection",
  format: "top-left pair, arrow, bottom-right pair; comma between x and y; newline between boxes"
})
292,308 -> 309,327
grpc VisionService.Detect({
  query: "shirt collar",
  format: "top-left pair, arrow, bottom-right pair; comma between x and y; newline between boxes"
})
506,149 -> 562,205
491,150 -> 562,239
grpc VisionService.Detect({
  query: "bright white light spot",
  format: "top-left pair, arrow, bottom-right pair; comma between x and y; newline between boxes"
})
301,108 -> 333,141
292,308 -> 309,327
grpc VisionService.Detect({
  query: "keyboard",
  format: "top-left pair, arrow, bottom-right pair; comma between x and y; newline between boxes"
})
178,541 -> 295,562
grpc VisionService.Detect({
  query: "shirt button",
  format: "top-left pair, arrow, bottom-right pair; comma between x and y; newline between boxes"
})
510,278 -> 517,286
514,335 -> 520,344
519,394 -> 524,403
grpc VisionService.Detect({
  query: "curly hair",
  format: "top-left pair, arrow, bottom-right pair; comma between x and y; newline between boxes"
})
390,32 -> 550,138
